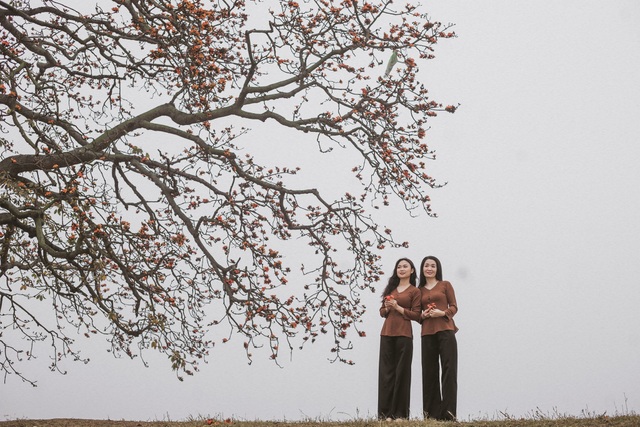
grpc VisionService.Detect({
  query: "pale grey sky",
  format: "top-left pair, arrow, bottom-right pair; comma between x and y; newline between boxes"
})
2,0 -> 640,422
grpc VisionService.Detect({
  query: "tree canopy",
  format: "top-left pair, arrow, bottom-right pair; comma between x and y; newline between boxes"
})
0,0 -> 455,384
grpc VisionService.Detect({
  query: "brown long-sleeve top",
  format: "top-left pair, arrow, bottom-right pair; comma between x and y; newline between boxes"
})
420,280 -> 459,336
379,285 -> 422,338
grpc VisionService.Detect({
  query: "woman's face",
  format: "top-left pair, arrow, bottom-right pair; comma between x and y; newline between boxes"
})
396,260 -> 414,279
422,259 -> 438,279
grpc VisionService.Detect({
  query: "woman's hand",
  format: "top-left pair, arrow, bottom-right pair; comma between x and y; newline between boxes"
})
385,299 -> 402,313
422,308 -> 446,319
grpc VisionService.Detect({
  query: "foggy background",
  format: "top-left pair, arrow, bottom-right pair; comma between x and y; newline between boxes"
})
2,0 -> 639,421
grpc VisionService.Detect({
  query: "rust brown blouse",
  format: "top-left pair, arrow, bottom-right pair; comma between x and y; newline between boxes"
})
379,285 -> 422,338
420,280 -> 458,336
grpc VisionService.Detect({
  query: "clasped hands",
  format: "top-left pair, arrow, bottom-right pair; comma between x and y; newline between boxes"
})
421,307 -> 445,319
384,299 -> 401,312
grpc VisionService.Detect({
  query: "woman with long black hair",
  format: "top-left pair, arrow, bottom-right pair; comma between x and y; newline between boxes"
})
418,255 -> 459,421
378,258 -> 421,420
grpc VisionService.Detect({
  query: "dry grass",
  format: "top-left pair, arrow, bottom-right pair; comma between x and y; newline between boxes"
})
1,415 -> 640,427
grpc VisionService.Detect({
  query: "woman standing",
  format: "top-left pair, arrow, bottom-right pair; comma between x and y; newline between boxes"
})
378,258 -> 422,420
418,256 -> 459,421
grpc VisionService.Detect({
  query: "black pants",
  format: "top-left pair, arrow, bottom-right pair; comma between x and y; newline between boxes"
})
421,330 -> 458,420
378,336 -> 413,419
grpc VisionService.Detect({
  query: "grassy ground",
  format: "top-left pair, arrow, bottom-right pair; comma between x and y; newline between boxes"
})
1,415 -> 640,427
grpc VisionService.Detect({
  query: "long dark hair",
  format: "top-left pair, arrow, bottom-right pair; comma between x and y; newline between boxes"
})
381,258 -> 417,299
418,255 -> 443,288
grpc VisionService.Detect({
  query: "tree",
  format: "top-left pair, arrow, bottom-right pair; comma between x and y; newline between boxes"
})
0,0 -> 455,384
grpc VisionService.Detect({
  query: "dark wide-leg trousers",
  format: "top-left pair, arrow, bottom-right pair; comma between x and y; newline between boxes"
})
378,335 -> 413,419
421,330 -> 458,420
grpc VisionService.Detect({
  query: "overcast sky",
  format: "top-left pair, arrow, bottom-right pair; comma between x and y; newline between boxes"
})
2,0 -> 640,422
